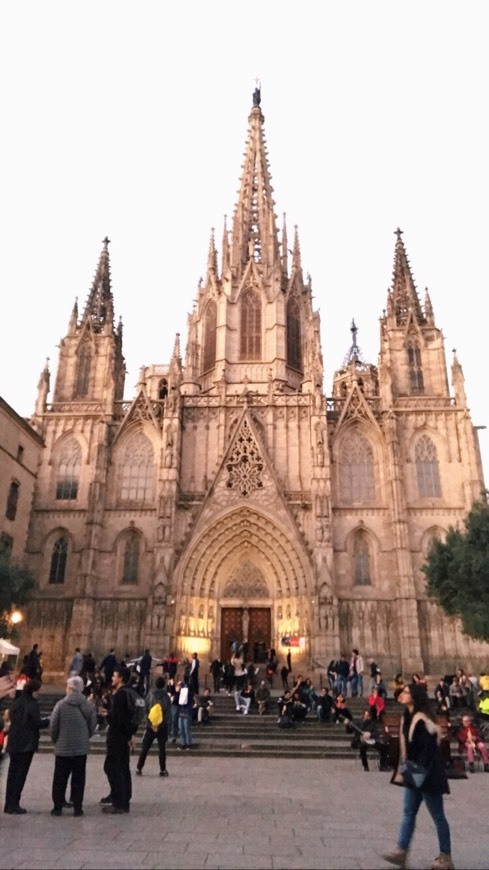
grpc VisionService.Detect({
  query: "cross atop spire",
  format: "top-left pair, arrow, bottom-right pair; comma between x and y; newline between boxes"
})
81,237 -> 114,331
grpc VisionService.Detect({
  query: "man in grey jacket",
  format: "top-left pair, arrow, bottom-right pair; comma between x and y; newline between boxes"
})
50,676 -> 97,816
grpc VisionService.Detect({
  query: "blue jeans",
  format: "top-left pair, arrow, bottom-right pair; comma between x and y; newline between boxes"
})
170,705 -> 179,739
398,788 -> 451,855
335,676 -> 346,696
178,713 -> 192,747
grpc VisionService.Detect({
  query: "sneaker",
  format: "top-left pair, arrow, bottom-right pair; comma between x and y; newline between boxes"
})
4,806 -> 27,815
382,848 -> 408,868
136,768 -> 142,776
160,770 -> 169,777
51,808 -> 62,817
102,805 -> 125,815
431,854 -> 454,870
99,795 -> 113,805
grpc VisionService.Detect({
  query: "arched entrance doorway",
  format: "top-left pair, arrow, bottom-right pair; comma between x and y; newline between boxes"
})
175,507 -> 312,663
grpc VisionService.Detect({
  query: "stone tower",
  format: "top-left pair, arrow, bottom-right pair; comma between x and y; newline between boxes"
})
24,90 -> 488,676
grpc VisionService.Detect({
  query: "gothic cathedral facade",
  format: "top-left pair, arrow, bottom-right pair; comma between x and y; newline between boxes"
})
24,93 -> 488,676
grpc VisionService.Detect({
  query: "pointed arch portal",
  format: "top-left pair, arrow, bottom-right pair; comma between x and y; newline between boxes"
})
176,507 -> 311,661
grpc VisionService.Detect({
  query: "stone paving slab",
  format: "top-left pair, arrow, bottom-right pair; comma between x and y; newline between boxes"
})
0,754 -> 487,869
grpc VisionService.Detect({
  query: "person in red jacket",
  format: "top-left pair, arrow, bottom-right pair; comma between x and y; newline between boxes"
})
368,687 -> 386,721
457,714 -> 489,772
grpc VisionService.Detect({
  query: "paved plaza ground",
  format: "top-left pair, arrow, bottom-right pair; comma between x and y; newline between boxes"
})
0,754 -> 486,870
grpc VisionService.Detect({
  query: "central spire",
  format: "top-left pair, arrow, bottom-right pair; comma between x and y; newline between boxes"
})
230,86 -> 280,276
390,228 -> 424,325
81,236 -> 114,331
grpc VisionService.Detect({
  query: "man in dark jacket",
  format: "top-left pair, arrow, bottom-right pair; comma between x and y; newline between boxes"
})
136,676 -> 172,776
316,687 -> 333,722
347,708 -> 390,771
138,649 -> 153,696
100,667 -> 134,814
50,675 -> 97,816
4,679 -> 49,813
188,653 -> 200,694
100,649 -> 117,687
27,644 -> 41,679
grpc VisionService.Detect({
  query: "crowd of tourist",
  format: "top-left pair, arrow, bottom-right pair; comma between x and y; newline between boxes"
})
1,641 -> 489,836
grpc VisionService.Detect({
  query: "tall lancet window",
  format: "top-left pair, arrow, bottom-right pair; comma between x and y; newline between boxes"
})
287,298 -> 302,371
407,341 -> 424,394
353,530 -> 371,585
340,432 -> 376,503
122,531 -> 140,584
415,434 -> 441,498
202,301 -> 217,372
56,440 -> 81,500
5,481 -> 20,520
120,433 -> 154,503
49,536 -> 68,585
240,289 -> 261,360
74,342 -> 92,397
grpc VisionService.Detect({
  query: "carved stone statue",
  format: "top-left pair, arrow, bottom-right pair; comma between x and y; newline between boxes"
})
242,607 -> 250,642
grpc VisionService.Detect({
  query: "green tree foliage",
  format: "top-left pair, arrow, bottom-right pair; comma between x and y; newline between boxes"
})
423,496 -> 489,642
0,550 -> 37,638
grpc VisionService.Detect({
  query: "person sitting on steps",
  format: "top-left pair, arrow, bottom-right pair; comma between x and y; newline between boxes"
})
456,714 -> 489,773
345,708 -> 390,771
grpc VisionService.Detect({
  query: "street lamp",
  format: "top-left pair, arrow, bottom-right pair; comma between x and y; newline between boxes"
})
10,610 -> 23,626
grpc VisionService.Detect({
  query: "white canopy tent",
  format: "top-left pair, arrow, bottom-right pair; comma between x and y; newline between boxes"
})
0,638 -> 20,656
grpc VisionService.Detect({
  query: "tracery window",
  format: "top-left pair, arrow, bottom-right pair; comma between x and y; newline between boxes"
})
56,440 -> 82,500
6,481 -> 19,520
240,289 -> 261,360
202,301 -> 217,372
407,341 -> 424,394
120,433 -> 154,502
340,432 -> 376,503
74,342 -> 92,397
122,532 -> 140,584
49,536 -> 68,585
353,531 -> 371,585
286,298 -> 302,371
415,435 -> 441,498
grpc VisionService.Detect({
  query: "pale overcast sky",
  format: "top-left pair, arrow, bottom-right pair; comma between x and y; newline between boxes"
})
1,1 -> 488,480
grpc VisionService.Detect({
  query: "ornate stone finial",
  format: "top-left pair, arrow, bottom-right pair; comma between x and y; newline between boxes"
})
253,79 -> 261,106
350,318 -> 358,346
102,236 -> 111,247
394,227 -> 403,239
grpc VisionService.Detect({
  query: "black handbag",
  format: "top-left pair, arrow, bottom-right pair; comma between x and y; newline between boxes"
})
400,760 -> 429,788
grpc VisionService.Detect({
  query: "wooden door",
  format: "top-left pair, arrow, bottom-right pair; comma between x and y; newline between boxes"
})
248,607 -> 271,663
220,608 -> 243,662
220,607 -> 271,663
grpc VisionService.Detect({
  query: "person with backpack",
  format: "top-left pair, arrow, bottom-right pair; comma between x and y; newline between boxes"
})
136,676 -> 171,777
99,666 -> 141,814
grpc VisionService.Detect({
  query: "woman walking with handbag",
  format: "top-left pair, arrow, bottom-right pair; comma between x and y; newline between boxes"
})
383,682 -> 453,870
